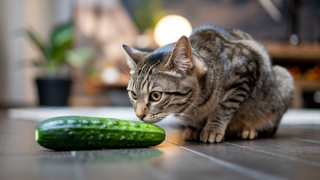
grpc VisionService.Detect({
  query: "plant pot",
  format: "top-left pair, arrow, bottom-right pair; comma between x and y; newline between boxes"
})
35,78 -> 72,106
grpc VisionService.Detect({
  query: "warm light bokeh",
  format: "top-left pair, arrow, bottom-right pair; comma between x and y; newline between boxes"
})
154,15 -> 192,47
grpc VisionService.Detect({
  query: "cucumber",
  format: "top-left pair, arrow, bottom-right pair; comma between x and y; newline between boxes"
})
35,116 -> 166,150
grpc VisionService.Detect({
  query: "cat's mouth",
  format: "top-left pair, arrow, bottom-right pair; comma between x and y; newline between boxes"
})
143,119 -> 162,124
140,113 -> 167,124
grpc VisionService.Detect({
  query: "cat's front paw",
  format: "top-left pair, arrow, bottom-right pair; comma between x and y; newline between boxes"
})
184,128 -> 202,141
200,129 -> 224,143
237,127 -> 258,140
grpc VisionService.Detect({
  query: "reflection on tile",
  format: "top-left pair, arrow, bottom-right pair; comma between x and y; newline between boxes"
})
71,148 -> 163,164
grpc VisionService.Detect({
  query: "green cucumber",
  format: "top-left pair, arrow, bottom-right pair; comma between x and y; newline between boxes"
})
35,116 -> 166,150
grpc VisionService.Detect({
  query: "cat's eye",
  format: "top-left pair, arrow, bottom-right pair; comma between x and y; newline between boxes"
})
150,92 -> 162,101
131,91 -> 137,100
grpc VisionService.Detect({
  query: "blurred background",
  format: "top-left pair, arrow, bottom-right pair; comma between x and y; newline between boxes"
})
0,0 -> 319,109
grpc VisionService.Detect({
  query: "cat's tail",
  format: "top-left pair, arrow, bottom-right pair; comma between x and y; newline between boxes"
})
272,65 -> 294,127
258,65 -> 294,137
273,65 -> 294,107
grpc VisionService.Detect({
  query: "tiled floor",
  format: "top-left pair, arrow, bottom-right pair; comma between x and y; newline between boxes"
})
1,111 -> 320,180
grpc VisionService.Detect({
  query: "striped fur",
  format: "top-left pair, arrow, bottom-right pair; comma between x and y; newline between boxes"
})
122,25 -> 294,143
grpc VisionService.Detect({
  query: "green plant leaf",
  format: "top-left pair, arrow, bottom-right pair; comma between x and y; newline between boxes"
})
49,39 -> 73,65
133,0 -> 166,31
50,23 -> 74,48
65,47 -> 95,68
46,61 -> 59,76
25,30 -> 49,59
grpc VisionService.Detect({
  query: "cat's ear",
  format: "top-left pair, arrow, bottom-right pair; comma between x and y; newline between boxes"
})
165,35 -> 193,73
122,45 -> 148,74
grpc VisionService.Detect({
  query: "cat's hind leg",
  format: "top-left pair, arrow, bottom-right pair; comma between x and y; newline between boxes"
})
228,114 -> 281,140
228,65 -> 293,140
237,127 -> 258,140
235,123 -> 278,140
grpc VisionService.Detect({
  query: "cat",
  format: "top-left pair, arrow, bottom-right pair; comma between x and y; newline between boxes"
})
122,25 -> 294,143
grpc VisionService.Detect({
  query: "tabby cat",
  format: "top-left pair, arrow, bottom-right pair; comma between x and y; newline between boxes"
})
122,25 -> 294,143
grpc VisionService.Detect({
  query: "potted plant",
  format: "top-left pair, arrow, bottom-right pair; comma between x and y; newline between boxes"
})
26,23 -> 75,106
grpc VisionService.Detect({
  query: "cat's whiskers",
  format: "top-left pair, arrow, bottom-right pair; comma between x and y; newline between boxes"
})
186,102 -> 200,110
117,65 -> 131,78
170,116 -> 188,127
120,74 -> 130,80
192,91 -> 217,110
155,113 -> 188,128
171,112 -> 198,124
174,113 -> 196,120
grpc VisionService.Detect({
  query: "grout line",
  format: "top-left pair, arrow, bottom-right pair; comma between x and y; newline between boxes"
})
165,140 -> 285,180
292,137 -> 320,144
225,142 -> 320,167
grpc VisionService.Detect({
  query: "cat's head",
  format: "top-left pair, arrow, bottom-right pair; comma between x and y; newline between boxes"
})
122,36 -> 198,123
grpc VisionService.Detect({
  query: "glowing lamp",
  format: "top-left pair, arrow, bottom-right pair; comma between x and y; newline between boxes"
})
154,15 -> 192,47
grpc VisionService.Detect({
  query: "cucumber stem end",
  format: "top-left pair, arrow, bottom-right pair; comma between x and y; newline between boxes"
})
35,128 -> 39,142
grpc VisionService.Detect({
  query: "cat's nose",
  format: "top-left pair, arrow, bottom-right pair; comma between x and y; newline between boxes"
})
137,115 -> 146,120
